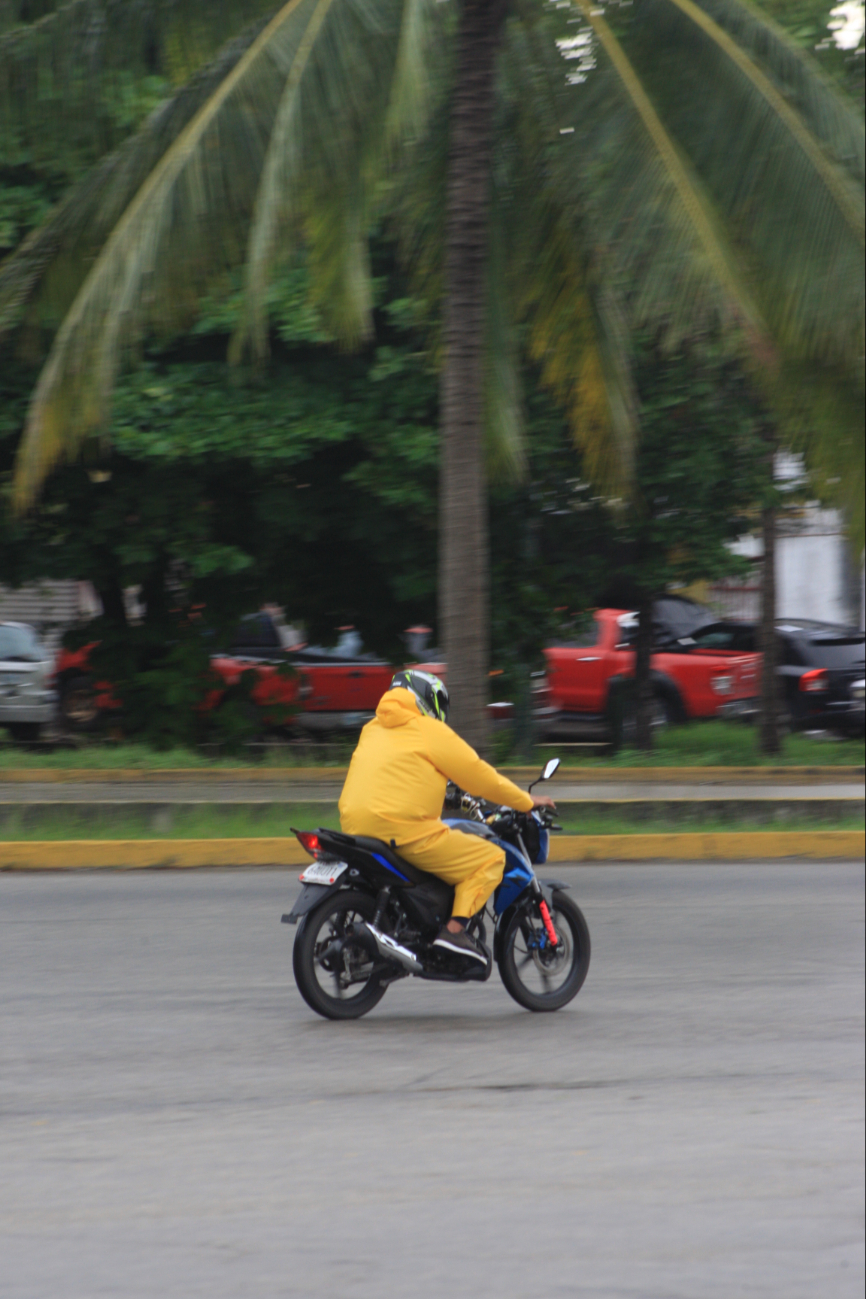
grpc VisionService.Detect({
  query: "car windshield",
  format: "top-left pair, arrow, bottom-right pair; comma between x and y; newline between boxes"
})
687,624 -> 757,652
551,617 -> 600,648
802,636 -> 866,669
653,598 -> 716,640
0,625 -> 43,661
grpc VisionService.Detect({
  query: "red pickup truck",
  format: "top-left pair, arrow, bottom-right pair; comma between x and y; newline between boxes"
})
537,607 -> 760,738
55,616 -> 398,734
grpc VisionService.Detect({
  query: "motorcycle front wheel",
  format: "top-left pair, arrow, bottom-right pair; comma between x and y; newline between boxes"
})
499,892 -> 590,1012
293,889 -> 388,1020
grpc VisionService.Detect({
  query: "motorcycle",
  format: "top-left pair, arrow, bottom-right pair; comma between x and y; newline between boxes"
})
282,757 -> 590,1019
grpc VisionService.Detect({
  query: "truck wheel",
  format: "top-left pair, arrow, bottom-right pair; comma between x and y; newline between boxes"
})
652,693 -> 675,728
59,675 -> 100,732
7,722 -> 42,743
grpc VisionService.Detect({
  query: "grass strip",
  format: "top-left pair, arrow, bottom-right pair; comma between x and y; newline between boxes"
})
1,721 -> 863,770
1,802 -> 861,841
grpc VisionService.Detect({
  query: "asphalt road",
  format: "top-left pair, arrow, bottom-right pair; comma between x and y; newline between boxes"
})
2,862 -> 863,1299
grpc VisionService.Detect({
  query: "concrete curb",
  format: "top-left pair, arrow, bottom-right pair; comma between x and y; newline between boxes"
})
1,831 -> 862,870
0,765 -> 862,784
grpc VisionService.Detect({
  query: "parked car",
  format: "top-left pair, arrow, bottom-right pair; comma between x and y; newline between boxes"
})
0,622 -> 57,742
54,615 -> 446,735
213,615 -> 395,734
681,618 -> 865,735
536,602 -> 761,740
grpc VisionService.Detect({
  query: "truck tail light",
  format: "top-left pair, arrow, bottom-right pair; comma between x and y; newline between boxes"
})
799,669 -> 829,693
710,674 -> 734,694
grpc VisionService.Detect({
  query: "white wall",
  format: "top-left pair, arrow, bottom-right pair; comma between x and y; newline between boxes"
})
776,527 -> 853,626
721,504 -> 864,629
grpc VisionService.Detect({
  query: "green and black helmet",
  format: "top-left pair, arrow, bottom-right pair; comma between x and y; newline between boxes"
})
390,669 -> 450,723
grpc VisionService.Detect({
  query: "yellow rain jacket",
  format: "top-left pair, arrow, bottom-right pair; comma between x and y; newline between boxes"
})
339,687 -> 534,918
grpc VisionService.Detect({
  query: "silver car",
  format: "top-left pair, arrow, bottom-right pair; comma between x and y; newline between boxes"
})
0,622 -> 57,742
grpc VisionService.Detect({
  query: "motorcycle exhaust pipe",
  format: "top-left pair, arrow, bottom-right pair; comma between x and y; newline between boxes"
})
360,922 -> 424,974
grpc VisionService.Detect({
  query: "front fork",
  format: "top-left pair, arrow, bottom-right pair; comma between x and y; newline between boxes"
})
531,878 -> 559,948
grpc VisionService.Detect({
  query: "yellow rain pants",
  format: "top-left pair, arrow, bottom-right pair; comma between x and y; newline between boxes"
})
339,687 -> 534,919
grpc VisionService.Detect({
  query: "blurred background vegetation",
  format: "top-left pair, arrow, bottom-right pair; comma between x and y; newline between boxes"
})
0,0 -> 863,752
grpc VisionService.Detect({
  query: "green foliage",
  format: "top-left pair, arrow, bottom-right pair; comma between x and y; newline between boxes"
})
752,0 -> 865,105
609,338 -> 766,598
1,249 -> 781,753
0,263 -> 442,669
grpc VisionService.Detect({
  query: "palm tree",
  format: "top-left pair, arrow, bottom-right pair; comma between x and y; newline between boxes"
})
2,0 -> 863,751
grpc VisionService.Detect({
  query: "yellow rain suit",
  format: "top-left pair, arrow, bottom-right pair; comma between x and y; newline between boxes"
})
339,687 -> 534,919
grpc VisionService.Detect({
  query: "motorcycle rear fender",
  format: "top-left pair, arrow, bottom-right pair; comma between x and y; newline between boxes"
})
282,882 -> 342,925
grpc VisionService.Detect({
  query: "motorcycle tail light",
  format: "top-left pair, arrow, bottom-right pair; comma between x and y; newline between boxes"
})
710,674 -> 734,694
799,669 -> 829,693
294,831 -> 320,856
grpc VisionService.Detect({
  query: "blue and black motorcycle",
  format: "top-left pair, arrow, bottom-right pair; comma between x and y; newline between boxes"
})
283,758 -> 590,1019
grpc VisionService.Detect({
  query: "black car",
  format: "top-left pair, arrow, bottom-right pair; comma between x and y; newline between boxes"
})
681,618 -> 865,735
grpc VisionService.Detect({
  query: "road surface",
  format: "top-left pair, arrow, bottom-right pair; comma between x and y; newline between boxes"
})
2,862 -> 863,1298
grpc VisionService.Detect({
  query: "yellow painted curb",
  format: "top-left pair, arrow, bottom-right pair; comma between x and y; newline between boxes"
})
547,832 -> 865,860
1,831 -> 862,870
0,764 -> 862,784
0,839 -> 310,869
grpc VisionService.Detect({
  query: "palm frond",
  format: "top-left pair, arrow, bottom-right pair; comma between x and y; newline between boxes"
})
572,2 -> 769,347
233,0 -> 338,361
0,1 -> 277,172
484,189 -> 526,484
13,0 -> 413,507
13,0 -> 320,508
0,11 -> 274,344
667,0 -> 863,237
686,0 -> 864,184
624,0 -> 865,375
493,40 -> 637,490
514,204 -> 637,493
384,0 -> 448,151
235,0 -> 414,359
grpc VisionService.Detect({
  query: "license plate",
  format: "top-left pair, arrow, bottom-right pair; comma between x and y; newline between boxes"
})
299,861 -> 348,885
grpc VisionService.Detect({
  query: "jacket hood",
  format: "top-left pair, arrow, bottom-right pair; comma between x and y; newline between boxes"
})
376,687 -> 422,728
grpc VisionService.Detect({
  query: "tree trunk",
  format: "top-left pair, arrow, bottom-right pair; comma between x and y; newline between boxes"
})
759,499 -> 780,755
634,589 -> 654,750
97,582 -> 127,628
439,0 -> 509,752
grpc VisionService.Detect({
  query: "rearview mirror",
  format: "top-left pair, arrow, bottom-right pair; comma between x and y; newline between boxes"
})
529,757 -> 560,793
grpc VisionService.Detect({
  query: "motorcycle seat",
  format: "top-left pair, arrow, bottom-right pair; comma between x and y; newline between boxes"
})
314,827 -> 433,888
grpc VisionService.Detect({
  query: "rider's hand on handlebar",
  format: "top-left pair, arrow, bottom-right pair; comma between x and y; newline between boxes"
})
531,794 -> 557,811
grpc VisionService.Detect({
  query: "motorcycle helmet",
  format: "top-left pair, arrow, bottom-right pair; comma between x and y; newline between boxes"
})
390,669 -> 450,722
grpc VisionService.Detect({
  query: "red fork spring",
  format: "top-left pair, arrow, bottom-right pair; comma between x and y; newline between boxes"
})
538,899 -> 559,947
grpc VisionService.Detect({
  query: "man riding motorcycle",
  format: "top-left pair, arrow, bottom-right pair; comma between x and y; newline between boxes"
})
338,670 -> 556,964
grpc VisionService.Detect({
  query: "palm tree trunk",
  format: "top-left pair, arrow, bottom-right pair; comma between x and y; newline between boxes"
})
758,422 -> 781,754
439,0 -> 509,752
759,498 -> 781,755
634,588 -> 654,750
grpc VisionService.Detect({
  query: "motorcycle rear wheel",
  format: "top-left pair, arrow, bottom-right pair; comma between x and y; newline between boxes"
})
293,888 -> 388,1020
499,892 -> 590,1012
